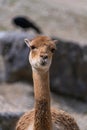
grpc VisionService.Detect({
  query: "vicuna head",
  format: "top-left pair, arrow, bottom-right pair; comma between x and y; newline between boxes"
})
24,36 -> 57,72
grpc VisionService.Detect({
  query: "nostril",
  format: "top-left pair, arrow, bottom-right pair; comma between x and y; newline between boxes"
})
40,55 -> 48,59
44,55 -> 48,59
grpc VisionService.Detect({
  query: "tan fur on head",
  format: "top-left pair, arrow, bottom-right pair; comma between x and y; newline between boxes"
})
24,36 -> 57,48
24,36 -> 57,72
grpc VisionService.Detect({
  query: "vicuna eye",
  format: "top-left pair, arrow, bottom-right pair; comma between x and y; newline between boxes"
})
30,45 -> 36,50
51,48 -> 55,53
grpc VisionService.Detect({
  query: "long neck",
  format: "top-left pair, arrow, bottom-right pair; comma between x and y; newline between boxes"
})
32,70 -> 52,130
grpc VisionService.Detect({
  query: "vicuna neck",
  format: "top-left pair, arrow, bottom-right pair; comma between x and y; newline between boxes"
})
32,69 -> 52,130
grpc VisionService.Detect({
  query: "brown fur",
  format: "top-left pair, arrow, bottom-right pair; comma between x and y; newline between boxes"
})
32,70 -> 52,130
30,36 -> 56,48
16,109 -> 79,130
34,99 -> 52,130
16,36 -> 80,130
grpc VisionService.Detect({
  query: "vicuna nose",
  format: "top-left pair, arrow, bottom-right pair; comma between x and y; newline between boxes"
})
40,54 -> 48,60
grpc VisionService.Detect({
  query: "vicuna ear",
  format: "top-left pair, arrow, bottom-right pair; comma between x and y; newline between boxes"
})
24,39 -> 30,48
53,40 -> 58,44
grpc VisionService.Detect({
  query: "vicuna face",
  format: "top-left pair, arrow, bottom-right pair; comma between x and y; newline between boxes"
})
25,36 -> 57,72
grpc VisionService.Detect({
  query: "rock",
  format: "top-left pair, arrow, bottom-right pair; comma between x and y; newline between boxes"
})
77,46 -> 87,84
0,83 -> 34,130
50,39 -> 87,100
0,32 -> 35,82
0,32 -> 87,100
0,112 -> 20,130
75,46 -> 87,100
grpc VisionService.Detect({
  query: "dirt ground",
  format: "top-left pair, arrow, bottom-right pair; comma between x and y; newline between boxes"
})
0,0 -> 87,130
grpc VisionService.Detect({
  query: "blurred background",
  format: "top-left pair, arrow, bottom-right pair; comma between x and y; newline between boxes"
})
0,0 -> 87,130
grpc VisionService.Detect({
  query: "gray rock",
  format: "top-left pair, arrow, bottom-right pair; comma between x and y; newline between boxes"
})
0,32 -> 87,100
0,112 -> 21,130
50,39 -> 87,100
0,32 -> 35,82
0,83 -> 34,130
77,46 -> 87,84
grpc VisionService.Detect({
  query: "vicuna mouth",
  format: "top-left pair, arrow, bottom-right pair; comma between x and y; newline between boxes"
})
40,60 -> 47,66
